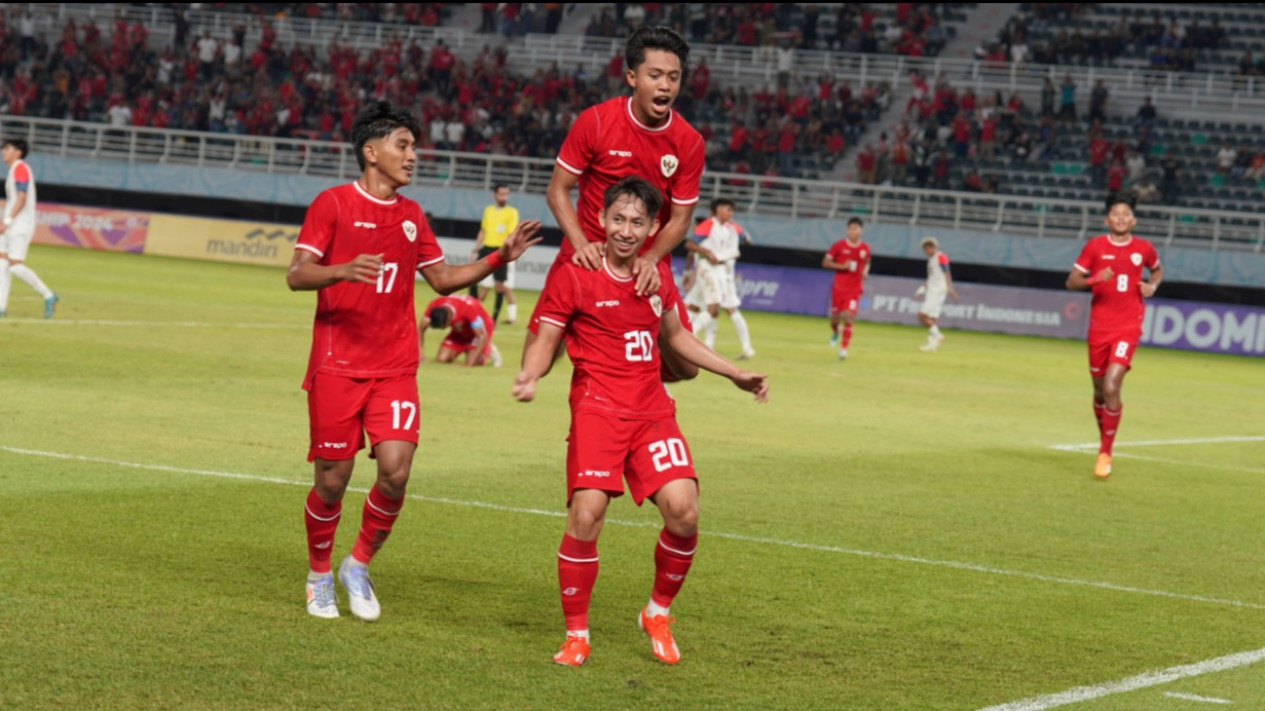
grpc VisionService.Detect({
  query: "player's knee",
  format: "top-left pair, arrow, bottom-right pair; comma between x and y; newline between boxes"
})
567,506 -> 606,539
662,501 -> 699,537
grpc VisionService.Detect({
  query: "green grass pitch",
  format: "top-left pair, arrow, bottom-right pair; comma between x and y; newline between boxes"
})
1,244 -> 1263,710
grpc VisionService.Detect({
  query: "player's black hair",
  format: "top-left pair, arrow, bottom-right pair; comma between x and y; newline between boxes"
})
3,138 -> 29,158
492,183 -> 508,192
428,306 -> 453,330
1105,191 -> 1136,213
603,175 -> 664,218
847,217 -> 864,227
710,197 -> 735,213
351,101 -> 421,171
625,25 -> 690,75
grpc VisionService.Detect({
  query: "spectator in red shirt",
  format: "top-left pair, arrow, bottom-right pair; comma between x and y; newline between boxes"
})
857,142 -> 877,184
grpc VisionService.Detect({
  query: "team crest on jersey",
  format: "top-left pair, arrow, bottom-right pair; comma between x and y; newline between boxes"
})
660,154 -> 679,178
649,294 -> 663,317
403,220 -> 417,242
1130,253 -> 1142,266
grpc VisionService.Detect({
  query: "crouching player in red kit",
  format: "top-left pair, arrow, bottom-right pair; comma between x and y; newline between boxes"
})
1066,195 -> 1162,479
288,101 -> 541,621
512,177 -> 769,666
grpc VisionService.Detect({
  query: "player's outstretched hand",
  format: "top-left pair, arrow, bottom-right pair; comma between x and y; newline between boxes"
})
572,241 -> 605,271
632,256 -> 662,296
339,253 -> 384,284
731,370 -> 769,403
511,371 -> 537,402
500,220 -> 544,262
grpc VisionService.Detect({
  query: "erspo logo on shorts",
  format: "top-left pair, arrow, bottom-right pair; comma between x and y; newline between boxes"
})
322,441 -> 350,450
580,470 -> 612,478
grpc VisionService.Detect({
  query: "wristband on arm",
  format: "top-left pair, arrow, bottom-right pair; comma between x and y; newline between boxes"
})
485,250 -> 506,271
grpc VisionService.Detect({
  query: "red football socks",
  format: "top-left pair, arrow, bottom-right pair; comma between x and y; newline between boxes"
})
557,534 -> 599,632
1093,400 -> 1106,435
651,529 -> 698,609
1100,405 -> 1122,455
350,485 -> 404,564
842,323 -> 854,348
304,488 -> 341,574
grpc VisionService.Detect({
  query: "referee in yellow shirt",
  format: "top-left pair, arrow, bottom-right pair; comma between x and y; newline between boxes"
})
471,184 -> 520,324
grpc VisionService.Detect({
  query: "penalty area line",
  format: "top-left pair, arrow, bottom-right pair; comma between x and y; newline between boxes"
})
6,445 -> 1265,612
977,646 -> 1265,710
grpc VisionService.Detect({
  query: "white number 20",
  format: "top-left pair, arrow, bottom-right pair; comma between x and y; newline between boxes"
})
648,438 -> 690,472
624,330 -> 654,362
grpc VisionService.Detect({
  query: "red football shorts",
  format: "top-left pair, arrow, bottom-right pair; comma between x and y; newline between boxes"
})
566,411 -> 697,505
441,333 -> 494,361
831,285 -> 862,315
1087,331 -> 1139,376
306,372 -> 420,462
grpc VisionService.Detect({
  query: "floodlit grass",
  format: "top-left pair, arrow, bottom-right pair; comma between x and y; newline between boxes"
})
2,245 -> 1263,710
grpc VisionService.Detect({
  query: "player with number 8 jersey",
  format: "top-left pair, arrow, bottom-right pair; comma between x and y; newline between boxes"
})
1067,195 -> 1163,479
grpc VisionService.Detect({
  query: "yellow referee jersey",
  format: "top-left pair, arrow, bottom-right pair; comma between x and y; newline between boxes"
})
480,204 -> 519,248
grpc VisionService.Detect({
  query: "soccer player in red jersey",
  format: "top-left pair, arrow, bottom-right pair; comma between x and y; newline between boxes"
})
823,217 -> 872,360
513,177 -> 769,667
1066,195 -> 1163,479
535,25 -> 705,380
287,101 -> 541,621
419,294 -> 501,367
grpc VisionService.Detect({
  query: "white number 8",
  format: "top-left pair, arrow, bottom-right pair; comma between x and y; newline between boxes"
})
1116,274 -> 1128,292
1114,341 -> 1129,358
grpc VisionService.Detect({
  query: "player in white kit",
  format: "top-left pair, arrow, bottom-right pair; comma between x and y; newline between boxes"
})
915,236 -> 956,352
0,138 -> 58,318
685,198 -> 755,359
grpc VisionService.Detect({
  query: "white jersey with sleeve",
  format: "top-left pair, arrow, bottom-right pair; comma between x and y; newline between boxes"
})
925,250 -> 950,294
5,158 -> 36,231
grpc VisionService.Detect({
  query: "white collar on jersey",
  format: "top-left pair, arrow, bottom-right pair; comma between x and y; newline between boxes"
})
352,179 -> 399,205
1106,234 -> 1133,247
602,256 -> 635,282
624,96 -> 673,133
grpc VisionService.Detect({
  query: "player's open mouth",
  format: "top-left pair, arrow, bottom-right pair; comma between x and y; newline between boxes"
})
652,96 -> 671,109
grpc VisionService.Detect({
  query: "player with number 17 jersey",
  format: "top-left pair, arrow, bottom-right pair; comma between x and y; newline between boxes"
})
555,96 -> 704,263
534,259 -> 679,420
296,181 -> 445,389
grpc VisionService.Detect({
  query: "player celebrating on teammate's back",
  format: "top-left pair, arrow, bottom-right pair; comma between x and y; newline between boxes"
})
535,25 -> 705,381
287,101 -> 541,622
1066,195 -> 1163,479
513,177 -> 768,668
823,217 -> 871,359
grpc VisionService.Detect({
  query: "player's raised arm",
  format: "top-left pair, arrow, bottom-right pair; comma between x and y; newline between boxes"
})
420,220 -> 543,294
660,306 -> 768,402
512,320 -> 565,402
287,249 -> 383,290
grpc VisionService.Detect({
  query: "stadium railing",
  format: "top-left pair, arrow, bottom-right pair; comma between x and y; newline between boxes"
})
4,116 -> 1260,253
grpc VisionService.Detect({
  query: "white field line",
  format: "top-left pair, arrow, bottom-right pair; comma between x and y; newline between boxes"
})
977,647 -> 1265,710
5,445 -> 1265,612
1163,691 -> 1235,704
1048,436 -> 1265,475
0,318 -> 309,329
1049,436 -> 1265,452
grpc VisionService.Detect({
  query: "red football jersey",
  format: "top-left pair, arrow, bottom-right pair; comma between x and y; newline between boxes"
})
423,294 -> 493,343
555,96 -> 704,261
1073,234 -> 1161,335
827,239 -> 871,292
534,260 -> 680,420
297,182 -> 445,386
